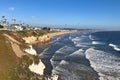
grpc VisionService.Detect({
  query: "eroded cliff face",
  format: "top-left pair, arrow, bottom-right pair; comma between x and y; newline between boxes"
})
23,30 -> 74,44
24,45 -> 37,55
38,35 -> 51,43
23,35 -> 51,44
29,59 -> 45,75
24,45 -> 45,75
23,36 -> 38,43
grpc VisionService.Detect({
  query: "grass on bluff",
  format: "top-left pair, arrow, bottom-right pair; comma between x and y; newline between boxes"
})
0,31 -> 44,80
0,31 -> 18,80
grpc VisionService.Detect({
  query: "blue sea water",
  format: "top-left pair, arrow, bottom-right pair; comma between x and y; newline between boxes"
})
33,31 -> 120,80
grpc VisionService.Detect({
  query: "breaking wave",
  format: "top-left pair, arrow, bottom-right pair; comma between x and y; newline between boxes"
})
71,36 -> 91,47
92,41 -> 105,45
35,31 -> 120,80
52,59 -> 98,80
85,48 -> 120,80
50,46 -> 76,69
109,43 -> 120,51
89,35 -> 96,40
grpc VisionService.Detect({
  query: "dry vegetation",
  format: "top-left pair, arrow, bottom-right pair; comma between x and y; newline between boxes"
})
0,30 -> 47,80
0,31 -> 18,80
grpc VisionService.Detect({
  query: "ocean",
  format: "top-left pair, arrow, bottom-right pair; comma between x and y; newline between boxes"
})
33,31 -> 120,80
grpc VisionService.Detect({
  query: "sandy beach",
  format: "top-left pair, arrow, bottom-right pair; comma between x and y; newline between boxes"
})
46,30 -> 76,38
24,30 -> 77,44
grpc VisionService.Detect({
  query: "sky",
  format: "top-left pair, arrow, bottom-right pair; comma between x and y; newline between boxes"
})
0,0 -> 120,29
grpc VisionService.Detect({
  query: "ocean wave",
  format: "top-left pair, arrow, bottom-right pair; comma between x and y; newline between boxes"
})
81,35 -> 87,38
89,34 -> 100,41
92,41 -> 105,45
64,49 -> 92,65
52,60 -> 98,80
55,46 -> 75,54
50,36 -> 63,44
68,36 -> 71,40
50,46 -> 76,69
85,48 -> 120,80
109,43 -> 120,51
68,49 -> 84,57
98,72 -> 120,80
50,59 -> 60,69
89,35 -> 95,40
71,37 -> 81,42
75,44 -> 89,47
59,60 -> 69,65
71,37 -> 91,47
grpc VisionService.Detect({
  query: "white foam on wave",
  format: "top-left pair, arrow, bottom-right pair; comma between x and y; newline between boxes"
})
52,59 -> 98,80
50,36 -> 62,44
69,36 -> 72,40
81,35 -> 87,38
68,48 -> 84,57
71,37 -> 81,42
59,60 -> 69,65
75,44 -> 89,47
109,43 -> 120,51
85,48 -> 120,80
71,37 -> 90,47
55,46 -> 75,54
51,46 -> 75,69
92,41 -> 105,45
50,59 -> 60,69
89,35 -> 95,40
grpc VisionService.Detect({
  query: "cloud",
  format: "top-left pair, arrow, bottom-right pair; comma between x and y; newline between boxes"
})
8,7 -> 15,11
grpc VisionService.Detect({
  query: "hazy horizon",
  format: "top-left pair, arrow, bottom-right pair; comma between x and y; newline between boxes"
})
0,0 -> 120,29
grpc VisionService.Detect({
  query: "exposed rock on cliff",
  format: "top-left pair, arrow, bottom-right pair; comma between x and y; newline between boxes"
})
38,35 -> 51,43
29,59 -> 45,75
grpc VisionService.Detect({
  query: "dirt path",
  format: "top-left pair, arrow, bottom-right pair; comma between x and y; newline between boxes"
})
4,34 -> 21,44
4,34 -> 25,57
11,42 -> 25,57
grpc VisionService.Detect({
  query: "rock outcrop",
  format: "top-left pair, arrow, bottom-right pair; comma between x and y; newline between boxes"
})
23,36 -> 38,43
25,45 -> 45,75
29,60 -> 45,75
38,35 -> 51,43
23,35 -> 51,43
24,45 -> 37,55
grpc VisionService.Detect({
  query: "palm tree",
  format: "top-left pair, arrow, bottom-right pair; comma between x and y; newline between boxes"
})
4,19 -> 7,23
2,16 -> 5,19
12,18 -> 16,24
2,16 -> 5,23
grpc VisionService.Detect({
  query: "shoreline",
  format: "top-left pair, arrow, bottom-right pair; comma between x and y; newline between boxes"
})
23,30 -> 77,44
46,30 -> 76,38
23,31 -> 77,80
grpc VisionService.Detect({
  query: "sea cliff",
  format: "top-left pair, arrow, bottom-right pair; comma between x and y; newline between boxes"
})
23,31 -> 76,44
0,30 -> 76,80
0,30 -> 45,80
24,45 -> 45,75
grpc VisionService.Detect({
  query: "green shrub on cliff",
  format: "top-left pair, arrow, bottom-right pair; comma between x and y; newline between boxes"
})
18,31 -> 28,37
17,29 -> 55,37
12,55 -> 43,80
33,55 -> 40,64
